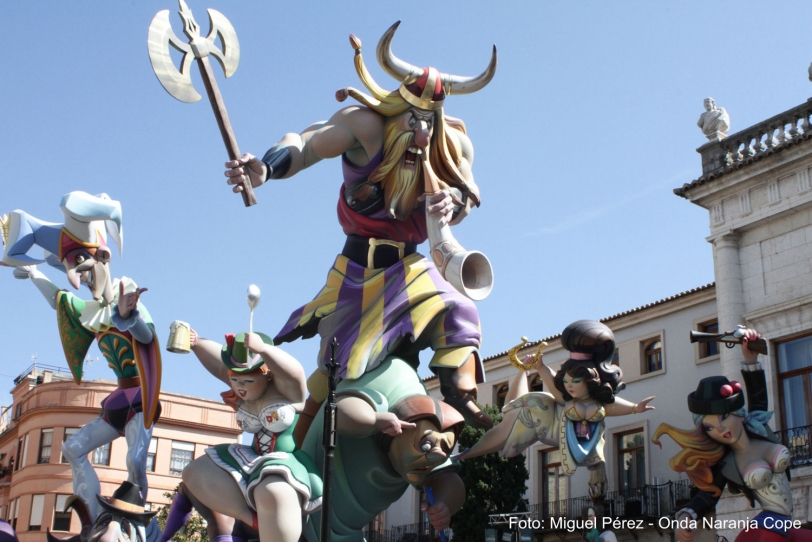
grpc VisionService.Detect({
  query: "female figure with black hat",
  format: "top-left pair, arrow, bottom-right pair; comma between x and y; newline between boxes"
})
166,329 -> 323,542
455,321 -> 654,483
653,329 -> 811,542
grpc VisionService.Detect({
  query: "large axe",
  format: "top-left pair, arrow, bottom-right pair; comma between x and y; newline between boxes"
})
148,0 -> 257,207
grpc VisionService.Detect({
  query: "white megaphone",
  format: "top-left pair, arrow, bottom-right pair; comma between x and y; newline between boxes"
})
422,155 -> 493,301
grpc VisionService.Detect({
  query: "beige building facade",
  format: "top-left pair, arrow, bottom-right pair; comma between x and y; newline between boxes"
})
0,366 -> 240,542
385,284 -> 724,542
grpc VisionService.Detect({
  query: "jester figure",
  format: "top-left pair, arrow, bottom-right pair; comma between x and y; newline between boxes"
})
1,191 -> 161,520
225,22 -> 497,433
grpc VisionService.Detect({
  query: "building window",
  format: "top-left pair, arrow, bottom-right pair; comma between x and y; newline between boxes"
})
52,495 -> 72,531
643,339 -> 662,373
29,494 -> 45,531
530,374 -> 544,392
61,428 -> 79,464
777,334 -> 812,431
92,442 -> 111,466
539,449 -> 567,519
14,438 -> 23,471
170,441 -> 195,476
495,384 -> 509,410
698,320 -> 720,359
21,434 -> 29,468
38,429 -> 53,464
9,498 -> 18,530
146,438 -> 158,473
617,429 -> 646,490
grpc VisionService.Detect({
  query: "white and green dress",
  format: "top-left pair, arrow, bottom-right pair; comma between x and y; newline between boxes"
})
206,402 -> 323,514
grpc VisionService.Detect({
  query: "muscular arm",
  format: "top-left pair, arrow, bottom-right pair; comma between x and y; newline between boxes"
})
260,107 -> 384,180
334,396 -> 414,438
447,129 -> 475,225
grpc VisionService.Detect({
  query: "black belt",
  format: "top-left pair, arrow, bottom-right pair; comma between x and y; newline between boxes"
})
342,234 -> 417,269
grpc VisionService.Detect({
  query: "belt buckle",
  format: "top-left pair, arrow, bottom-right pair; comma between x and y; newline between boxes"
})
367,237 -> 406,269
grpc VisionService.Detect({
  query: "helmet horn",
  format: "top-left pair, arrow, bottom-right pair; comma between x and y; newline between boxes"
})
376,21 -> 420,83
444,45 -> 497,95
375,21 -> 497,96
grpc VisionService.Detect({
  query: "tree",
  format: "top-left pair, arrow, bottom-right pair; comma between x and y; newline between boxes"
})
450,404 -> 529,542
156,484 -> 209,542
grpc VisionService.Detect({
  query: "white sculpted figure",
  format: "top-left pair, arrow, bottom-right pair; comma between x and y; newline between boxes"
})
697,97 -> 730,141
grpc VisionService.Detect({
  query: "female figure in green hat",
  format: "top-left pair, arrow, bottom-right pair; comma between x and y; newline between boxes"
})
178,329 -> 322,542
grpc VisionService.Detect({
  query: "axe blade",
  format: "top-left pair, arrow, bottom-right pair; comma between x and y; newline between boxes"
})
148,9 -> 201,103
205,9 -> 240,78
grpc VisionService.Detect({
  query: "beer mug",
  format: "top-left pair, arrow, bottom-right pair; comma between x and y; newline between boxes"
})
166,320 -> 191,354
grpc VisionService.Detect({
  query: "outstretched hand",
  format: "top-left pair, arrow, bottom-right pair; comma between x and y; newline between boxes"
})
375,412 -> 417,436
117,282 -> 147,320
225,153 -> 266,193
637,396 -> 656,413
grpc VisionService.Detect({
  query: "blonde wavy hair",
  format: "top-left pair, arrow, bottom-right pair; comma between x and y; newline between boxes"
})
652,423 -> 726,496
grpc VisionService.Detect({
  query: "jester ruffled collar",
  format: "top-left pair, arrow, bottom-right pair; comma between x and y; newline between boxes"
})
79,276 -> 137,333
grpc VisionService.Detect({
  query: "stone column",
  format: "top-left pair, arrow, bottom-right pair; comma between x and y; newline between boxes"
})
710,230 -> 746,381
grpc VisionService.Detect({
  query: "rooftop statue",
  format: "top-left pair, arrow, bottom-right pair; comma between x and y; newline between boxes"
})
698,97 -> 730,141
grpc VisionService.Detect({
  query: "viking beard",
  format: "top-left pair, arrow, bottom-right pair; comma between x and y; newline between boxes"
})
369,122 -> 423,221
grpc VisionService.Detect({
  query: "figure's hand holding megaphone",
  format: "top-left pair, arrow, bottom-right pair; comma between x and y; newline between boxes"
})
419,146 -> 493,301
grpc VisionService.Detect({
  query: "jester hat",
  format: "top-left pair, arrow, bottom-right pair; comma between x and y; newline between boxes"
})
221,332 -> 275,373
1,191 -> 123,272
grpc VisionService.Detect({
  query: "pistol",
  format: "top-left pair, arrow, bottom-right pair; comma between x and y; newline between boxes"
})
689,325 -> 768,355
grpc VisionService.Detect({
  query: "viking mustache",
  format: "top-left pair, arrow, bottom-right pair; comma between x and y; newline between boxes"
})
369,122 -> 422,221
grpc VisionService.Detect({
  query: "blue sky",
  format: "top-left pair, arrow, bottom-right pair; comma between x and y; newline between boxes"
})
2,1 -> 811,402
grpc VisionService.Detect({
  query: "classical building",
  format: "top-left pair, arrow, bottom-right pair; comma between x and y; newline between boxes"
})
0,364 -> 240,542
675,94 -> 812,540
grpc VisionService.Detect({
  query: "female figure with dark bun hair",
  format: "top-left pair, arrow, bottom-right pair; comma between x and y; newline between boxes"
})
457,321 -> 654,486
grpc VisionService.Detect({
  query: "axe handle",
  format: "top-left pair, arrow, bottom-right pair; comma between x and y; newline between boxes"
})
196,55 -> 257,207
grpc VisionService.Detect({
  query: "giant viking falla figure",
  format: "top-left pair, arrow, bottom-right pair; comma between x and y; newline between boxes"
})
225,22 -> 497,435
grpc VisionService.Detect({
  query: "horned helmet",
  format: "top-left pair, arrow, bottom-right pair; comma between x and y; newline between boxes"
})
337,21 -> 497,117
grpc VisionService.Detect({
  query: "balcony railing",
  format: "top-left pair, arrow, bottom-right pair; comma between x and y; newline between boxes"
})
777,424 -> 812,467
697,98 -> 812,178
380,481 -> 697,540
498,480 -> 695,532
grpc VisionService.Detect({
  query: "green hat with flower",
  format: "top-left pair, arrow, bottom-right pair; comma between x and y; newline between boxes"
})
220,332 -> 274,374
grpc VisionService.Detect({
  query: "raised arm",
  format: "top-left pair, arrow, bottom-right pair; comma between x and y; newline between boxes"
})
225,106 -> 384,192
189,330 -> 230,386
243,333 -> 307,405
532,355 -> 564,404
12,265 -> 59,310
